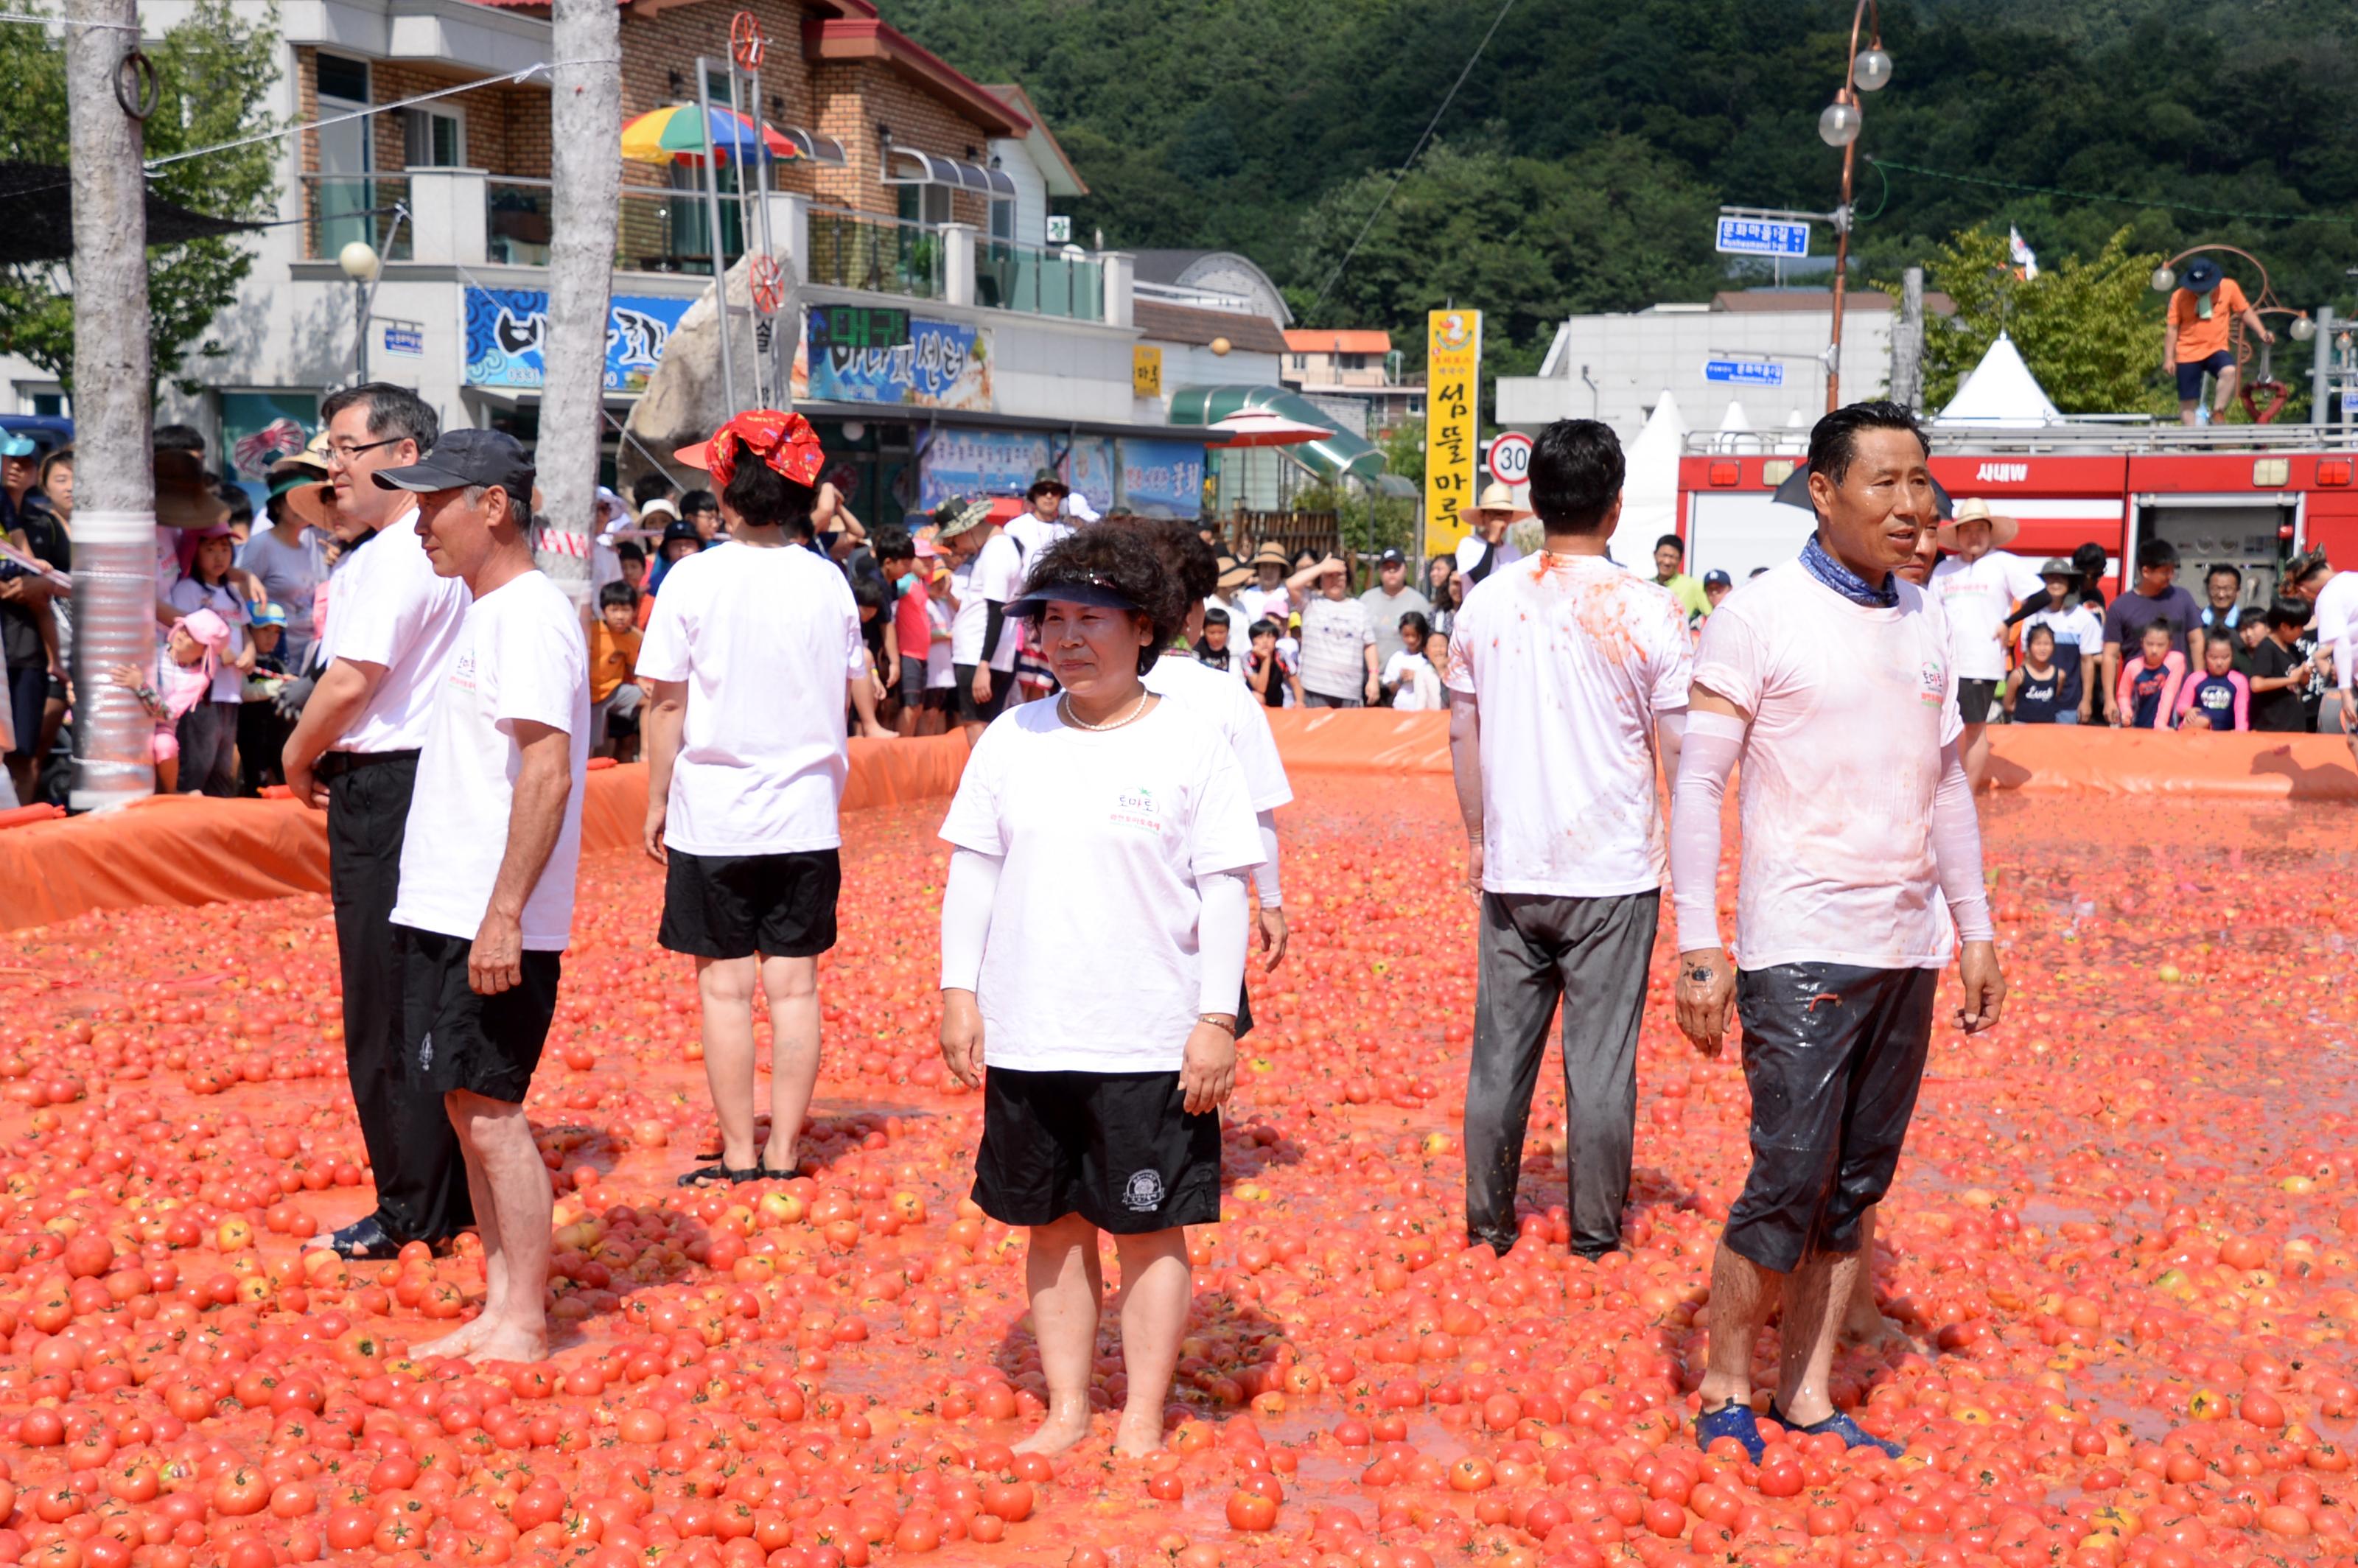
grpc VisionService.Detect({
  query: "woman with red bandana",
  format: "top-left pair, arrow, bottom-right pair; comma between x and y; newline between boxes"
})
637,412 -> 892,1184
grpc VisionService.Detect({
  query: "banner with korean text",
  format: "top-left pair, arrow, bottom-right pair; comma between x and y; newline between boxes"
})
1422,309 -> 1481,561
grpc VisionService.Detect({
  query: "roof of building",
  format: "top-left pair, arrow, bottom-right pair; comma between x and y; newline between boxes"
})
1710,288 -> 1956,315
1134,300 -> 1289,356
979,84 -> 1086,198
1283,329 -> 1392,356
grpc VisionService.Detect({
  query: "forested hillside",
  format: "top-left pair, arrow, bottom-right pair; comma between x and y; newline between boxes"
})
881,0 -> 2358,376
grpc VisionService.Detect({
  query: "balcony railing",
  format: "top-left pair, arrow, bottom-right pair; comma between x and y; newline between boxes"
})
978,238 -> 1104,322
490,178 -> 741,275
806,208 -> 943,301
299,175 -> 412,262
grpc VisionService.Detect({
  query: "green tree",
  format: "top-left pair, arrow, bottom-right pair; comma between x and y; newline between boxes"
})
0,0 -> 280,393
1906,226 -> 2170,416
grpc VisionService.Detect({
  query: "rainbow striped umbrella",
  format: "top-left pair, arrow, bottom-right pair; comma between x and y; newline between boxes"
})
619,103 -> 795,167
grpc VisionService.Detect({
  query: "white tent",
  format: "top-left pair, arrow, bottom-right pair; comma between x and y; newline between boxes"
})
1612,391 -> 1687,567
1935,332 -> 2063,426
1717,398 -> 1752,433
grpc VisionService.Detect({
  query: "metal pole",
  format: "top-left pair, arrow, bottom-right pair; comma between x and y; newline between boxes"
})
695,57 -> 738,419
744,63 -> 778,408
2313,307 -> 2335,427
1827,133 -> 1854,413
66,0 -> 159,813
354,206 -> 407,388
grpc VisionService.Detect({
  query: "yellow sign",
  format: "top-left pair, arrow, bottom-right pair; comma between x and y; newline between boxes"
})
1422,309 -> 1481,561
1132,344 -> 1163,399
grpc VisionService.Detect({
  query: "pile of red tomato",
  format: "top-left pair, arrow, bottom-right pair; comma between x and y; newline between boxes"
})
0,779 -> 2354,1568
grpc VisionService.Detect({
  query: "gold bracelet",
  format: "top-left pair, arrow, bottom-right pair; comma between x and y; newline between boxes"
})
1197,1014 -> 1237,1035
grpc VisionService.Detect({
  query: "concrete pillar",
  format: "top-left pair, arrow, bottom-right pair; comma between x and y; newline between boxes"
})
1102,251 -> 1134,329
405,169 -> 488,267
765,192 -> 810,287
940,221 -> 976,308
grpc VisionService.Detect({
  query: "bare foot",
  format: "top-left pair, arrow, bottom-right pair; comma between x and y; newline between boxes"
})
464,1321 -> 548,1365
758,1138 -> 800,1177
1841,1298 -> 1916,1351
410,1315 -> 490,1362
1012,1406 -> 1093,1457
1112,1408 -> 1164,1459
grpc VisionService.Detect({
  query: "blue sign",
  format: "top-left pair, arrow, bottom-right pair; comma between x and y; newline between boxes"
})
462,287 -> 694,392
1715,217 -> 1810,257
1704,358 -> 1786,387
918,429 -> 1051,512
379,322 -> 424,358
1119,439 -> 1206,519
799,312 -> 992,410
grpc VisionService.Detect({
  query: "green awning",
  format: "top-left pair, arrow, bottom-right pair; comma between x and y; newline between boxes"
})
1167,385 -> 1388,482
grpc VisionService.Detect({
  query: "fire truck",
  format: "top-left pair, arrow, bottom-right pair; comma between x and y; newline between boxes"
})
1675,424 -> 2358,603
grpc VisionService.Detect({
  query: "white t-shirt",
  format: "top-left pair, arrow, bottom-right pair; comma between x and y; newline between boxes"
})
1004,511 -> 1069,560
636,542 -> 867,855
1444,553 -> 1692,897
165,577 -> 250,703
391,570 -> 590,951
1234,583 -> 1289,630
2312,570 -> 2358,691
1456,531 -> 1525,584
1382,649 -> 1443,710
1931,550 -> 2046,681
926,595 -> 956,688
321,507 -> 472,754
1141,651 -> 1292,812
1692,560 -> 1962,970
951,533 -> 1024,671
938,699 -> 1263,1073
1297,595 -> 1374,699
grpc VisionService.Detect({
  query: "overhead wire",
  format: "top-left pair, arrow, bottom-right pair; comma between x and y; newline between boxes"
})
1867,155 -> 2356,228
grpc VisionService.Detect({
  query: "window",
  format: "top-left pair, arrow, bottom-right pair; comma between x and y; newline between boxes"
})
28,393 -> 63,418
896,184 -> 952,226
403,108 -> 463,168
1340,353 -> 1368,371
989,198 -> 1013,242
1290,354 -> 1306,371
315,52 -> 368,105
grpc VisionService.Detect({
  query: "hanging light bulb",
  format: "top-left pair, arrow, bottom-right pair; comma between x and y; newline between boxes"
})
2151,266 -> 2177,293
1819,99 -> 1863,148
2292,315 -> 2317,343
1853,47 -> 1893,91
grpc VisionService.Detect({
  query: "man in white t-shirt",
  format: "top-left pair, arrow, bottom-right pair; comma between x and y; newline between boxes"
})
1930,498 -> 2046,788
1671,402 -> 2006,1463
642,412 -> 888,1183
280,385 -> 475,1263
1004,470 -> 1074,559
373,430 -> 588,1364
937,500 -> 1024,739
2308,556 -> 2358,751
1292,557 -> 1377,706
1453,482 -> 1530,588
1446,420 -> 1690,1260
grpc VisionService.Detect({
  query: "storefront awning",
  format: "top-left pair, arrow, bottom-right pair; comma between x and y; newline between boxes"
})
775,127 -> 849,167
883,147 -> 1015,197
1168,385 -> 1388,482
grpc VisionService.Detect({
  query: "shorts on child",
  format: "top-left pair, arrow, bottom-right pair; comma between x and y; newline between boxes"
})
972,1068 -> 1221,1234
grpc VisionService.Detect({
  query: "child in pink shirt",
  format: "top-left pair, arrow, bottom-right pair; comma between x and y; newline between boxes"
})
2115,620 -> 2186,729
108,609 -> 231,793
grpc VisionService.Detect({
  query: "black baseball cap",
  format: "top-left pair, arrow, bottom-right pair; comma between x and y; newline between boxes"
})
1377,547 -> 1407,566
372,428 -> 535,500
1702,568 -> 1732,587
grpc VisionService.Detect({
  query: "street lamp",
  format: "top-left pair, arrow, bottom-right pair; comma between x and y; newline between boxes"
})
340,239 -> 380,383
1820,0 -> 1886,413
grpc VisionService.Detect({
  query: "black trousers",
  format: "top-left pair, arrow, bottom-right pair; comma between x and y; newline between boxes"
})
324,751 -> 473,1244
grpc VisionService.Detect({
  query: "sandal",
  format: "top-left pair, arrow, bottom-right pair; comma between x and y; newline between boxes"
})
677,1164 -> 760,1186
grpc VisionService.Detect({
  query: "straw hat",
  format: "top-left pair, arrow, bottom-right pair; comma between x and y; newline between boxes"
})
1248,542 -> 1290,570
1937,497 -> 2020,551
155,448 -> 231,532
1457,480 -> 1533,528
1216,555 -> 1252,592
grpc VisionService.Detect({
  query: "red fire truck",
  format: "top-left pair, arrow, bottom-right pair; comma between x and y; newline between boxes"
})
1676,425 -> 2358,603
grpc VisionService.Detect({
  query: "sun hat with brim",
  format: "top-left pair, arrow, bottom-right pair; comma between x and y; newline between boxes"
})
2038,557 -> 2075,578
639,496 -> 680,522
935,500 -> 997,541
371,429 -> 536,500
1006,574 -> 1142,618
1458,480 -> 1533,527
1249,542 -> 1290,569
266,435 -> 331,483
1024,467 -> 1070,500
1937,497 -> 2020,551
1217,556 -> 1251,591
0,434 -> 35,459
2182,256 -> 2222,295
155,449 -> 231,532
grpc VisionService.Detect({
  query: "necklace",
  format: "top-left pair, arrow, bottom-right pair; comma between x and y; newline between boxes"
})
1059,690 -> 1150,732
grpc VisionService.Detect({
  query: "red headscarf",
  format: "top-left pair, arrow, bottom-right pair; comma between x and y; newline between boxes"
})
673,410 -> 825,489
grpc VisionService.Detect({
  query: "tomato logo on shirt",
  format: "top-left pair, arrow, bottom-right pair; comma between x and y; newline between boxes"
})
1110,785 -> 1163,834
1919,660 -> 1946,705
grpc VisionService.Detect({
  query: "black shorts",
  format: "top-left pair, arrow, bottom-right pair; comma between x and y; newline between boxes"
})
953,662 -> 1012,724
973,1068 -> 1221,1233
4,664 -> 43,760
2175,348 -> 2235,402
898,656 -> 930,710
659,847 -> 841,959
1724,962 -> 1936,1274
1956,677 -> 1998,726
397,925 -> 561,1104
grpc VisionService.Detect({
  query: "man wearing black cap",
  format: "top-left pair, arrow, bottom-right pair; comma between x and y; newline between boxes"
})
2165,256 -> 2271,427
1700,568 -> 1733,617
282,385 -> 474,1261
378,429 -> 590,1364
1357,547 -> 1431,678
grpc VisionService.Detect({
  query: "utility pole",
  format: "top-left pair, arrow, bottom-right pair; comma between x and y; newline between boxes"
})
1890,265 -> 1925,411
535,0 -> 622,609
65,0 -> 158,812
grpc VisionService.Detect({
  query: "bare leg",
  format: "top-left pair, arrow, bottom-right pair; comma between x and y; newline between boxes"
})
2214,365 -> 2239,420
1960,721 -> 1990,793
1109,1228 -> 1192,1457
695,956 -> 760,1169
413,1136 -> 499,1362
2178,399 -> 2200,427
1771,1248 -> 1859,1428
758,955 -> 819,1175
1014,1214 -> 1102,1455
1697,1241 -> 1779,1415
1841,1205 -> 1911,1347
444,1091 -> 550,1365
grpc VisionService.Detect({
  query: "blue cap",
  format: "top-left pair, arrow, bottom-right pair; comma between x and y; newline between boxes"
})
1703,568 -> 1732,587
252,602 -> 287,627
0,434 -> 35,459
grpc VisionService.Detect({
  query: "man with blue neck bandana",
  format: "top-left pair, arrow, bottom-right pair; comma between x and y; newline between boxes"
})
1667,400 -> 2007,1463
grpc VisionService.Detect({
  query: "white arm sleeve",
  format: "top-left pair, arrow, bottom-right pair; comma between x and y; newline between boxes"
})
1253,811 -> 1284,908
1197,872 -> 1250,1015
1668,710 -> 1744,953
1932,741 -> 1995,943
938,847 -> 1002,991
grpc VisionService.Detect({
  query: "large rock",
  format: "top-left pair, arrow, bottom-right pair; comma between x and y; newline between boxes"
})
620,251 -> 797,490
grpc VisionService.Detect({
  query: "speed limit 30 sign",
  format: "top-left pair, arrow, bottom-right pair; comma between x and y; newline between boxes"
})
1487,431 -> 1533,486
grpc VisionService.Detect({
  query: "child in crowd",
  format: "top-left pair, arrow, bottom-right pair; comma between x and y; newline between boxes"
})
590,581 -> 644,761
2004,623 -> 2066,724
2175,632 -> 2250,731
617,541 -> 648,598
1382,611 -> 1443,710
1245,617 -> 1298,708
166,525 -> 253,796
1194,607 -> 1242,677
923,564 -> 957,725
889,536 -> 933,736
238,603 -> 293,794
2234,612 -> 2270,673
2116,620 -> 2186,730
853,577 -> 894,714
2247,600 -> 2315,732
109,609 -> 230,795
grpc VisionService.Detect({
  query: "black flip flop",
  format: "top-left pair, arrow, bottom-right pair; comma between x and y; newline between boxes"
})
677,1164 -> 760,1186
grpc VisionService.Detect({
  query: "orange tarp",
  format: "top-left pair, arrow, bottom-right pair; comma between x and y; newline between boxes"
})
4,713 -> 2353,934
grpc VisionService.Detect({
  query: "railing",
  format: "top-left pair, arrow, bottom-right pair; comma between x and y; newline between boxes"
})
490,177 -> 730,275
298,175 -> 411,262
1213,509 -> 1341,563
1133,279 -> 1262,315
978,238 -> 1104,322
806,208 -> 942,301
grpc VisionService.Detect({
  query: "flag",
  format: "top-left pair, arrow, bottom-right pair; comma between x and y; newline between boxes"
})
2009,225 -> 2039,281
